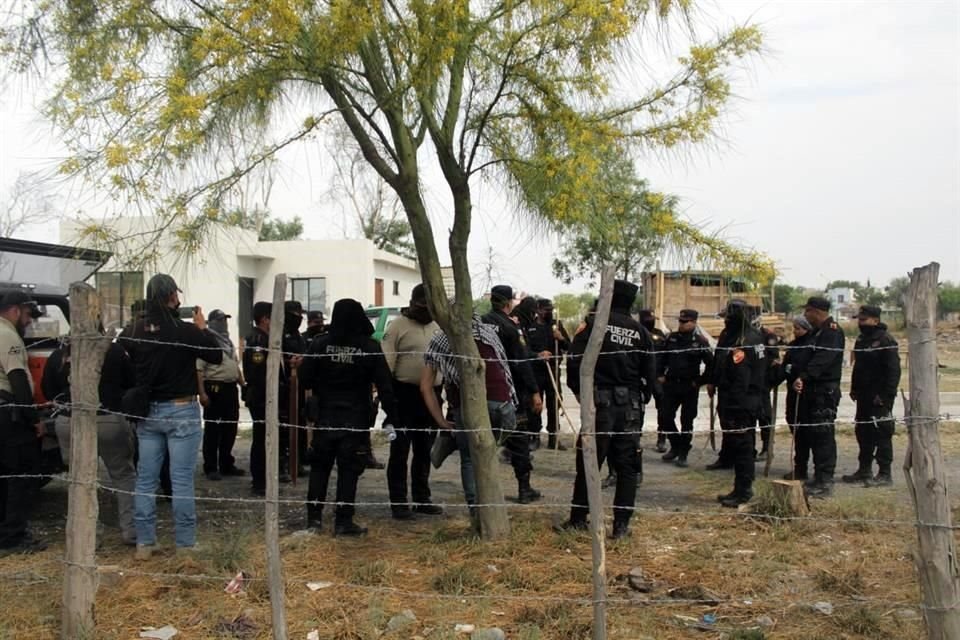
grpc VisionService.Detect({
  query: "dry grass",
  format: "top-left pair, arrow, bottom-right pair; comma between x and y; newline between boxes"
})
0,503 -> 930,640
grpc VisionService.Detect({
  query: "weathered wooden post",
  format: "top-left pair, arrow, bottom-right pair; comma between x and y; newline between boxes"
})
579,265 -> 615,640
265,274 -> 288,640
903,262 -> 960,639
62,283 -> 110,639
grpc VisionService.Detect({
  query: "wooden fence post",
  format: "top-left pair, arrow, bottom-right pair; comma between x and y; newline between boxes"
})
265,274 -> 288,640
903,262 -> 960,639
578,265 -> 615,640
62,283 -> 110,639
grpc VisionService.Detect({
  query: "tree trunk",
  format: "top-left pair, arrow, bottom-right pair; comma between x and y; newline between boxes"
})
264,275 -> 289,640
397,181 -> 509,539
579,266 -> 616,640
62,283 -> 110,639
903,262 -> 960,640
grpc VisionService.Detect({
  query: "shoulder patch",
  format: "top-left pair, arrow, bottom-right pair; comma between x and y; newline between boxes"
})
7,345 -> 22,356
732,349 -> 745,364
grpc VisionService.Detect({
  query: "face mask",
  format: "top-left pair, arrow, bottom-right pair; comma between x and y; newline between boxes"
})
640,318 -> 655,332
859,323 -> 877,334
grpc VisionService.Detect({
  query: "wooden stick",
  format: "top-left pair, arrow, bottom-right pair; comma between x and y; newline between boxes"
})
265,274 -> 289,640
579,265 -> 616,640
903,262 -> 960,640
62,283 -> 110,639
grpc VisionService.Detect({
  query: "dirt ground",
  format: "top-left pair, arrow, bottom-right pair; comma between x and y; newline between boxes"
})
2,324 -> 960,639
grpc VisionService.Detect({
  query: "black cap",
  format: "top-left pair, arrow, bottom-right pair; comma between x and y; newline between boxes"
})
720,298 -> 750,318
253,301 -> 273,322
537,298 -> 553,309
491,285 -> 514,302
679,309 -> 699,321
858,305 -> 881,319
0,290 -> 36,308
805,296 -> 831,312
146,273 -> 181,302
411,283 -> 427,304
285,300 -> 304,315
307,310 -> 324,322
638,309 -> 655,320
611,279 -> 639,309
208,309 -> 231,322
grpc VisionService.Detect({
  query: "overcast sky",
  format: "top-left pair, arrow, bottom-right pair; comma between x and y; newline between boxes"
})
1,0 -> 958,298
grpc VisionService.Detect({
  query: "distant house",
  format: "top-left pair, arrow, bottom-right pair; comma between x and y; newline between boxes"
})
61,217 -> 421,338
640,270 -> 780,335
825,287 -> 857,320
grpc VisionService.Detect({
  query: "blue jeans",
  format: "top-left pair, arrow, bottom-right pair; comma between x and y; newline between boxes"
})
453,401 -> 517,506
135,400 -> 202,548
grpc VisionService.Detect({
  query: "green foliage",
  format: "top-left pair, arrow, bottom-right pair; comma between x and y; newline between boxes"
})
213,208 -> 303,240
884,277 -> 910,310
940,281 -> 960,315
472,297 -> 491,316
773,283 -> 806,314
553,292 -> 594,328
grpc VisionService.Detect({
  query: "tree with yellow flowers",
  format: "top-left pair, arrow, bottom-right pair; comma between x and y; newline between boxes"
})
4,0 -> 764,539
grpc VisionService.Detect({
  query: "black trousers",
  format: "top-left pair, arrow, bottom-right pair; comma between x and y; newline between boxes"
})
202,381 -> 239,473
855,400 -> 895,473
570,389 -> 642,524
387,381 -> 438,508
659,381 -> 699,455
806,385 -> 840,481
0,440 -> 40,548
719,408 -> 756,495
249,404 -> 266,491
756,391 -> 773,453
308,430 -> 368,523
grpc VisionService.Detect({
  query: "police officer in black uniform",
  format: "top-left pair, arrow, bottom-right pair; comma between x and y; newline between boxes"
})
483,285 -> 542,418
535,298 -> 570,450
559,279 -> 655,539
243,301 -> 273,496
842,305 -> 900,487
281,300 -> 307,479
658,309 -> 713,468
712,299 -> 767,508
755,323 -> 783,461
793,296 -> 845,498
638,310 -> 668,453
775,316 -> 816,480
510,297 -> 543,449
300,298 -> 400,536
302,310 -> 326,350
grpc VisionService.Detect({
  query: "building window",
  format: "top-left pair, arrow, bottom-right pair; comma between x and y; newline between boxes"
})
291,277 -> 327,312
96,271 -> 144,332
838,295 -> 845,303
392,280 -> 400,296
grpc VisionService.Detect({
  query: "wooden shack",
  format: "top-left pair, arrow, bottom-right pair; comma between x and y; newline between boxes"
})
641,270 -> 784,337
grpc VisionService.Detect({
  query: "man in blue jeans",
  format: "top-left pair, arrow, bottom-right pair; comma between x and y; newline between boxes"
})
121,274 -> 223,557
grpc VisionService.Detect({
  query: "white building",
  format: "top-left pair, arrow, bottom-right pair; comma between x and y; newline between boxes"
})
825,286 -> 857,320
60,217 -> 422,337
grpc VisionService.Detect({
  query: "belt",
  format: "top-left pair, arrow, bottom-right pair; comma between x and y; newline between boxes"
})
171,395 -> 197,405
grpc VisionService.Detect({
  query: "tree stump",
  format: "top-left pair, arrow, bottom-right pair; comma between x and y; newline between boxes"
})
769,480 -> 810,516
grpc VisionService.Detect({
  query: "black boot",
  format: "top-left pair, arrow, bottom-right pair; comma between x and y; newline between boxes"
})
675,454 -> 689,468
705,459 -> 732,471
306,506 -> 323,532
334,520 -> 368,537
517,474 -> 542,504
720,481 -> 753,508
841,467 -> 872,484
806,472 -> 834,499
866,466 -> 893,487
554,517 -> 588,533
602,471 -> 617,489
661,449 -> 679,462
391,506 -> 415,520
530,435 -> 541,451
655,435 -> 667,453
611,520 -> 631,540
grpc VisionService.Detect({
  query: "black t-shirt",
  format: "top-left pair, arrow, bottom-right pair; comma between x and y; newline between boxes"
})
121,309 -> 222,402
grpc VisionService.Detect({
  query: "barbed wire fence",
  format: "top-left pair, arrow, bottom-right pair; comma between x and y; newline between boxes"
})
2,264 -> 957,638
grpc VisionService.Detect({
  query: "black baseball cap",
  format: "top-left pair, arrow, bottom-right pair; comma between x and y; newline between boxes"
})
0,290 -> 41,317
208,309 -> 231,322
857,305 -> 882,319
285,300 -> 304,315
805,296 -> 831,312
307,310 -> 324,322
679,309 -> 699,322
537,298 -> 553,309
491,285 -> 514,302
